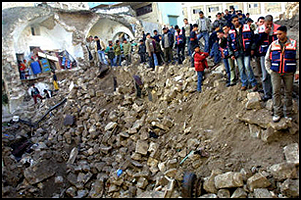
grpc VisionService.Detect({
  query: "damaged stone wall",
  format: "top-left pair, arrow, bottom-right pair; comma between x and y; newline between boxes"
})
2,5 -> 143,115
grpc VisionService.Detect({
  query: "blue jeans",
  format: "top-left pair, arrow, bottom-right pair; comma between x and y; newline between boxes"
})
236,55 -> 257,87
197,31 -> 209,53
210,42 -> 221,64
97,50 -> 108,65
114,55 -> 121,66
260,56 -> 272,98
148,53 -> 155,69
109,58 -> 115,67
153,53 -> 158,66
197,71 -> 205,92
223,58 -> 231,83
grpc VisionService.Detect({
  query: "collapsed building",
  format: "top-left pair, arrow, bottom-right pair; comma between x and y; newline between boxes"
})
2,4 -> 143,116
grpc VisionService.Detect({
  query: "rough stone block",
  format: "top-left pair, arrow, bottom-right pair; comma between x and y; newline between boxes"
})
283,143 -> 299,165
135,140 -> 149,155
214,172 -> 244,189
280,179 -> 299,198
253,188 -> 273,198
247,172 -> 271,192
269,162 -> 298,181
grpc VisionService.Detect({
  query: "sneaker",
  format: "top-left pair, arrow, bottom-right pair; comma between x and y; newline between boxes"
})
262,96 -> 272,102
241,86 -> 247,91
285,116 -> 293,121
226,83 -> 230,87
272,115 -> 281,122
229,82 -> 236,86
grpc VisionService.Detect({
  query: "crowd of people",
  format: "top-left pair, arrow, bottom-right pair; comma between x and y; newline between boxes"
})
81,9 -> 299,123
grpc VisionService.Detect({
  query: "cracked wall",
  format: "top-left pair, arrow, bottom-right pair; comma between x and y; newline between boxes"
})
2,5 -> 143,114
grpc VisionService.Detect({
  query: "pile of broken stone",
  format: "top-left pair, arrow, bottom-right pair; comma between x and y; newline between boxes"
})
2,57 -> 299,198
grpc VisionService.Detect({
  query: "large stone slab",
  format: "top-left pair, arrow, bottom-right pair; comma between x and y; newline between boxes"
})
247,172 -> 271,192
280,179 -> 299,198
214,172 -> 244,189
24,160 -> 56,185
268,162 -> 298,181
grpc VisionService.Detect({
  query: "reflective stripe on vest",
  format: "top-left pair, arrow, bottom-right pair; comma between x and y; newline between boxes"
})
269,39 -> 297,73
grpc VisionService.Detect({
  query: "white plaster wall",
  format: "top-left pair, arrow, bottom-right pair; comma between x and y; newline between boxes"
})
15,22 -> 80,60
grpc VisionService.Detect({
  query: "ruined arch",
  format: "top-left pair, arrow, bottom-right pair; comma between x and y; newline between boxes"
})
87,18 -> 134,44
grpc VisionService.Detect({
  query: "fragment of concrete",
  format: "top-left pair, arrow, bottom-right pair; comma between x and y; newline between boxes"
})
135,140 -> 149,155
268,162 -> 298,181
67,147 -> 78,164
280,179 -> 299,198
246,172 -> 271,192
246,92 -> 262,110
24,160 -> 56,185
283,143 -> 299,165
217,189 -> 230,198
248,124 -> 261,139
214,172 -> 244,189
253,188 -> 273,198
203,169 -> 222,194
230,187 -> 248,198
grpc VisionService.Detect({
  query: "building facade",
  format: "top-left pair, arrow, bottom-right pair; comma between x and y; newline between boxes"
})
182,2 -> 287,24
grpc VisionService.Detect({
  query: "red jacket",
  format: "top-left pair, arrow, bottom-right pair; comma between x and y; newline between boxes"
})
194,52 -> 209,71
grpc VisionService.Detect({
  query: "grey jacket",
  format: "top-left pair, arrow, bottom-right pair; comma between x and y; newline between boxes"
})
195,17 -> 212,32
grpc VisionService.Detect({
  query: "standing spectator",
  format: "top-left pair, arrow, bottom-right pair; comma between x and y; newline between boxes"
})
138,39 -> 146,63
212,12 -> 227,30
52,71 -> 59,91
18,60 -> 27,80
183,18 -> 193,56
193,46 -> 209,93
161,27 -> 174,64
153,30 -> 161,43
253,16 -> 265,78
105,43 -> 116,67
153,37 -> 164,66
218,25 -> 236,86
151,37 -> 159,68
145,33 -> 156,70
190,24 -> 199,67
142,31 -> 146,42
114,40 -> 122,66
123,39 -> 131,66
255,15 -> 281,101
238,13 -> 246,24
230,7 -> 235,15
265,26 -> 298,122
30,84 -> 44,104
209,25 -> 221,65
228,15 -> 258,91
224,9 -> 232,27
195,11 -> 211,53
245,13 -> 250,22
86,35 -> 97,66
169,25 -> 176,38
94,36 -> 108,66
246,18 -> 256,31
174,25 -> 186,64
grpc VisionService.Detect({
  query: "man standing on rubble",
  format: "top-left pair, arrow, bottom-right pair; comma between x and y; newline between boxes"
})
161,27 -> 174,64
174,25 -> 186,65
145,33 -> 156,70
265,25 -> 298,122
183,18 -> 193,57
123,39 -> 131,66
255,15 -> 281,101
195,11 -> 211,53
94,36 -> 108,67
228,15 -> 258,91
30,84 -> 44,104
86,35 -> 97,66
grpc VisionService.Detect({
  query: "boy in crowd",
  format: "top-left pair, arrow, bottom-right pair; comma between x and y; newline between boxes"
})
138,39 -> 146,63
193,46 -> 209,93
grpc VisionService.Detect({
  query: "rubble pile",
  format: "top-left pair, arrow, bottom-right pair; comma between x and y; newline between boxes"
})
2,53 -> 299,198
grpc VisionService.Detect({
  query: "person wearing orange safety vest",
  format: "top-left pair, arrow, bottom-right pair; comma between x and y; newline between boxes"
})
255,14 -> 281,101
227,15 -> 257,91
265,25 -> 299,123
174,25 -> 186,64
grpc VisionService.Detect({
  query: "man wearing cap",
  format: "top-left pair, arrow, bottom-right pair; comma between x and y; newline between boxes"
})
265,25 -> 299,122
